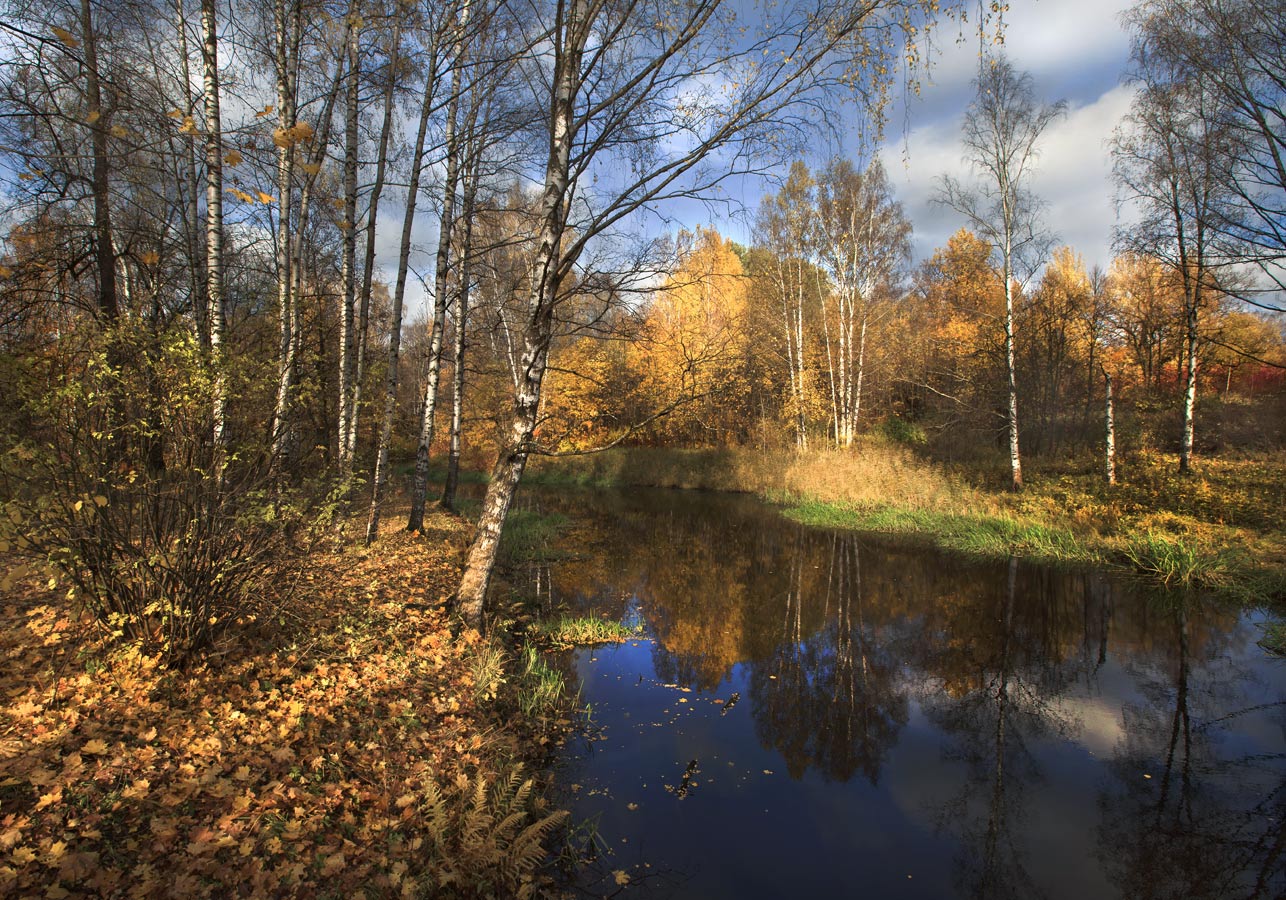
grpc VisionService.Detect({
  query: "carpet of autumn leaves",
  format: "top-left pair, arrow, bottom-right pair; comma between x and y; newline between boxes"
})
0,509 -> 568,899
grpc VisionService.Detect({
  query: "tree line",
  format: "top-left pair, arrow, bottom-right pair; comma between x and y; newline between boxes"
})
0,0 -> 958,647
0,0 -> 1282,650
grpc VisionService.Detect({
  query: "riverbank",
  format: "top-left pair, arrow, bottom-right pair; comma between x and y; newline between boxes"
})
0,510 -> 579,898
526,444 -> 1286,604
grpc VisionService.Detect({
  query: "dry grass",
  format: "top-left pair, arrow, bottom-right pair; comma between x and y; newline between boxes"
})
528,442 -> 1286,605
528,439 -> 981,512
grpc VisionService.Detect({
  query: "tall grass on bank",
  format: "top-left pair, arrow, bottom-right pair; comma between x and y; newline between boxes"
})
784,501 -> 1096,566
529,443 -> 1285,605
516,644 -> 569,719
527,442 -> 977,511
1120,531 -> 1229,588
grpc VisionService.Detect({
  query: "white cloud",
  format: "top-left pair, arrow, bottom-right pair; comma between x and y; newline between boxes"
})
880,82 -> 1138,273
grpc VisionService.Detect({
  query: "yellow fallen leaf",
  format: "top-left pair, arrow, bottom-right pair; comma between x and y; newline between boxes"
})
82,738 -> 109,755
613,870 -> 630,886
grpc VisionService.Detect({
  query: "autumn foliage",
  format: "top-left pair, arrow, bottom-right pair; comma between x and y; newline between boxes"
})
0,514 -> 568,899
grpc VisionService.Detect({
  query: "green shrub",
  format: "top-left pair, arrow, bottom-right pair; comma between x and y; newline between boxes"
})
881,417 -> 928,446
1,327 -> 294,664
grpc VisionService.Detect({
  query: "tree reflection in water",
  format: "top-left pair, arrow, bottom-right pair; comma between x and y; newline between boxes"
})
515,487 -> 1284,899
1096,600 -> 1286,899
750,531 -> 908,783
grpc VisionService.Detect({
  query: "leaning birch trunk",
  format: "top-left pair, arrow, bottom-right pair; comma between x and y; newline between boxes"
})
1103,367 -> 1116,486
457,1 -> 581,627
337,18 -> 360,478
347,23 -> 402,464
200,0 -> 226,473
365,63 -> 437,544
408,60 -> 466,533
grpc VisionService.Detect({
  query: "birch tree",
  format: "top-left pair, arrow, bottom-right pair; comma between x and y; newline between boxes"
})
1113,43 -> 1230,473
346,16 -> 403,465
939,56 -> 1065,491
1122,0 -> 1285,307
756,164 -> 818,450
815,157 -> 910,446
366,6 -> 454,543
455,0 -> 957,628
200,0 -> 227,465
407,1 -> 471,534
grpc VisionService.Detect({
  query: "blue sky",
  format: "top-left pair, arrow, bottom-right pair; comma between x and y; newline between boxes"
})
699,0 -> 1141,275
388,0 -> 1142,318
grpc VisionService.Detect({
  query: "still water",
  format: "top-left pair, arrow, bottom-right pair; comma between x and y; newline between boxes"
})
511,487 -> 1285,899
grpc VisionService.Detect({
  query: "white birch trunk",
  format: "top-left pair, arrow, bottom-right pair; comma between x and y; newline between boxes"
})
409,29 -> 468,533
200,0 -> 226,469
1003,230 -> 1023,491
269,0 -> 299,463
1103,368 -> 1116,486
337,18 -> 360,477
458,0 -> 583,626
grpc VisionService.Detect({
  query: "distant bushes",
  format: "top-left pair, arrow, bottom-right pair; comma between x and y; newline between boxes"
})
881,416 -> 928,446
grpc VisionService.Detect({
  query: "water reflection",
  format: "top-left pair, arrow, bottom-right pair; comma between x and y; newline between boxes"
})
511,488 -> 1285,899
749,534 -> 908,785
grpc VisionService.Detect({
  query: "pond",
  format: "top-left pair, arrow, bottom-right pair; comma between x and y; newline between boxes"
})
509,486 -> 1285,899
